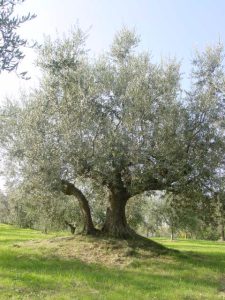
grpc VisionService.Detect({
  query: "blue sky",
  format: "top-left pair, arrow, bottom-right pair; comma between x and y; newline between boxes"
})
1,0 -> 225,101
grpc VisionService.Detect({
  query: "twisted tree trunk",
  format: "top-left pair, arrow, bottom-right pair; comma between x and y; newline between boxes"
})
61,180 -> 96,234
102,173 -> 135,238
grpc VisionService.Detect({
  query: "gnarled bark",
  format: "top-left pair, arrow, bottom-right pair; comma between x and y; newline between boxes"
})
102,173 -> 135,238
61,180 -> 96,234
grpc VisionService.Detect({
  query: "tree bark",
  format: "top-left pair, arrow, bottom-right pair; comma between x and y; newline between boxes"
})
102,173 -> 135,238
221,223 -> 225,241
171,226 -> 174,240
61,180 -> 96,235
65,220 -> 76,234
216,193 -> 225,242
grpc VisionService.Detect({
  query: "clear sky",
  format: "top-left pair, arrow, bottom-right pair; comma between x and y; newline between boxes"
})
1,0 -> 225,100
1,0 -> 225,188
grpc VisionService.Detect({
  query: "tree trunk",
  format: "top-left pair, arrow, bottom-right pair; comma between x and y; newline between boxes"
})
61,180 -> 96,235
216,194 -> 225,242
65,220 -> 76,234
102,175 -> 134,238
102,195 -> 129,238
43,226 -> 48,234
221,223 -> 225,241
171,226 -> 174,240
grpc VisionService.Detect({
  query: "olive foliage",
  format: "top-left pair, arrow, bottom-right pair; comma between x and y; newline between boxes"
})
1,27 -> 225,237
0,0 -> 36,75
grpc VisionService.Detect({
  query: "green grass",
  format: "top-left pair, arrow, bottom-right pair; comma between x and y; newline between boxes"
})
0,224 -> 225,299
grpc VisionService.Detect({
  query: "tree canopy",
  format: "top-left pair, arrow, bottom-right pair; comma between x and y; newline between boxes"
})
1,27 -> 225,238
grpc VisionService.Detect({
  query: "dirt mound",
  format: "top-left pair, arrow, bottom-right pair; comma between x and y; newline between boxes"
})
18,235 -> 169,268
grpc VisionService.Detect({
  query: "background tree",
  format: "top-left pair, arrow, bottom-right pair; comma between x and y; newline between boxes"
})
0,0 -> 36,75
0,190 -> 8,223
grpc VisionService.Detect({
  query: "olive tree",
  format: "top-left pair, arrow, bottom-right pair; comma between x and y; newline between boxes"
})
1,28 -> 225,238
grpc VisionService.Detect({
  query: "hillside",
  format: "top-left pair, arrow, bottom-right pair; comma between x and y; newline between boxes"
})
0,224 -> 225,299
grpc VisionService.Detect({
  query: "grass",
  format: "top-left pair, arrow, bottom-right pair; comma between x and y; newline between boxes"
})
0,224 -> 225,299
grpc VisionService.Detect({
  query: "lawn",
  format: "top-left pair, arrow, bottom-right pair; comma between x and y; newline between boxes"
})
0,224 -> 225,300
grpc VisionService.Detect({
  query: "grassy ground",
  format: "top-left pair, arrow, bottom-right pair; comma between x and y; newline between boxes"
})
0,224 -> 225,299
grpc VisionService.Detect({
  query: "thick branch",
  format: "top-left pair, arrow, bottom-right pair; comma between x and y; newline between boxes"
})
61,179 -> 96,234
130,175 -> 166,198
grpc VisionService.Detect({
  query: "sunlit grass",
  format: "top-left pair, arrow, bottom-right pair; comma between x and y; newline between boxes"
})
0,224 -> 225,299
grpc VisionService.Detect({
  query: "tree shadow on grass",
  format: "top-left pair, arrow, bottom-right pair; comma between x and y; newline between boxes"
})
174,250 -> 225,273
0,246 -> 222,299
